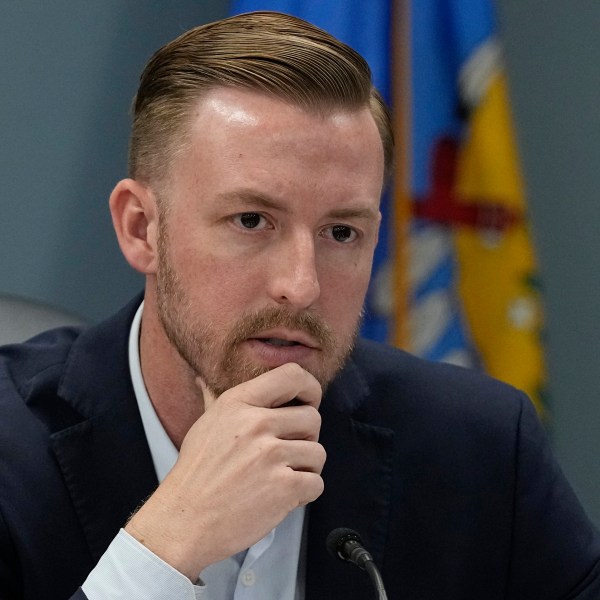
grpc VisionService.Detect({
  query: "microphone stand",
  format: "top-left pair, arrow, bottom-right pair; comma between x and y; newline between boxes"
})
326,527 -> 389,600
364,560 -> 388,600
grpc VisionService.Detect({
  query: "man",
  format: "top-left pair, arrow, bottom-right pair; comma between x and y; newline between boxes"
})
0,11 -> 598,600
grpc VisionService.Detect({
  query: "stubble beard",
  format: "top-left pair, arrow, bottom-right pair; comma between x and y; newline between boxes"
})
155,219 -> 360,398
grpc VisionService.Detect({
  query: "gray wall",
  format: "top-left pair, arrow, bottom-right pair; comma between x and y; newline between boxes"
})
497,1 -> 600,526
1,2 -> 599,524
0,1 -> 228,322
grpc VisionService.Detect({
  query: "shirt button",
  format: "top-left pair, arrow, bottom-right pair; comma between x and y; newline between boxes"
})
241,569 -> 256,587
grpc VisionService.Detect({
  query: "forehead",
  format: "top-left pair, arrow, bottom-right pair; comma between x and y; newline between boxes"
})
187,86 -> 381,152
189,87 -> 376,138
166,87 -> 384,211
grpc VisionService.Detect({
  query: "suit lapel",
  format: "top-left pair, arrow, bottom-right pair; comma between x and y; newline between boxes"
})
306,357 -> 394,599
50,402 -> 157,561
50,296 -> 158,561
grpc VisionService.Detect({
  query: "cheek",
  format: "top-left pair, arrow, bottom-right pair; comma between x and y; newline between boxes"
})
318,259 -> 372,325
175,247 -> 265,315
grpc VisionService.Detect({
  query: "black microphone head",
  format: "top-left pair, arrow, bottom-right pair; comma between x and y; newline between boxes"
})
326,527 -> 363,561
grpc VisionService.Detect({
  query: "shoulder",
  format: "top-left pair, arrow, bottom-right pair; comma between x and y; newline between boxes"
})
0,294 -> 141,430
335,339 -> 544,512
339,338 -> 532,439
351,338 -> 523,400
0,326 -> 83,406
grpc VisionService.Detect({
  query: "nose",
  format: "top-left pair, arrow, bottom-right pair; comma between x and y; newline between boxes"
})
267,230 -> 320,309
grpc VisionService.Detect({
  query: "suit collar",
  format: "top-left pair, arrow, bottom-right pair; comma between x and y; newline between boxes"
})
56,294 -> 143,419
306,350 -> 395,598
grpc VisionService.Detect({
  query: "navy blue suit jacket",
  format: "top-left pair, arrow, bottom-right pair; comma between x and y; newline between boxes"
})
1,296 -> 599,599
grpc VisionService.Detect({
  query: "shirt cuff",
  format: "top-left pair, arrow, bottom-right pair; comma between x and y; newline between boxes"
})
81,528 -> 206,600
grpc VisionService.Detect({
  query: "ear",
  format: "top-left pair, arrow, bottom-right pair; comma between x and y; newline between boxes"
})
109,178 -> 160,274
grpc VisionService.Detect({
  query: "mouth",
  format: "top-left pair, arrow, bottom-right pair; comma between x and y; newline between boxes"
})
249,329 -> 320,350
241,330 -> 321,367
257,338 -> 303,347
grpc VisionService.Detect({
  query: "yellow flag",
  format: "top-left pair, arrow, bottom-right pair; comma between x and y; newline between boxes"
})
455,70 -> 546,413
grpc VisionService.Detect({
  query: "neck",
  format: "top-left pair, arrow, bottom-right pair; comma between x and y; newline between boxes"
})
139,289 -> 204,449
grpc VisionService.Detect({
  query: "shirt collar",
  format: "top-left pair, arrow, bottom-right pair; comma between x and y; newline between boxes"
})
128,301 -> 178,483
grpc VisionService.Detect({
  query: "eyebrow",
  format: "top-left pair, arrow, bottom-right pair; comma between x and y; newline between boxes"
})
216,189 -> 379,221
325,207 -> 379,221
216,190 -> 288,212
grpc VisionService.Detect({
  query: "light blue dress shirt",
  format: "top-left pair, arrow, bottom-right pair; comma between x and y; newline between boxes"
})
82,302 -> 305,599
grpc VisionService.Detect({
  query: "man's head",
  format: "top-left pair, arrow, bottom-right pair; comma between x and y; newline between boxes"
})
111,12 -> 392,398
128,10 -> 393,190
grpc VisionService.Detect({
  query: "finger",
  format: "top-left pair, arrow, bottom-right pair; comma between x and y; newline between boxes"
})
282,440 -> 327,473
288,470 -> 325,506
267,405 -> 322,441
225,363 -> 322,410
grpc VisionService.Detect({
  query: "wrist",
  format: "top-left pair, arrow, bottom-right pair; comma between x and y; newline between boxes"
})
125,508 -> 206,582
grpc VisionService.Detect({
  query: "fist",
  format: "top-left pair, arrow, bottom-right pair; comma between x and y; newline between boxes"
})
126,363 -> 326,580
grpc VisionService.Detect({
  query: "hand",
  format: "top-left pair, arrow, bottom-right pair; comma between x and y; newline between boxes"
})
125,363 -> 325,581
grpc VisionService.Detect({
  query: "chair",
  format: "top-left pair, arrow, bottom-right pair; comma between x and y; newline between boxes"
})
0,294 -> 86,345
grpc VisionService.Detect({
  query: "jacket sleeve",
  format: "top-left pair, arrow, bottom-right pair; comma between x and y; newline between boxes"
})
507,395 -> 600,599
0,502 -> 22,599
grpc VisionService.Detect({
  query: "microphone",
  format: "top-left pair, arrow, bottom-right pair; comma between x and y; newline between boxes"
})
326,528 -> 388,599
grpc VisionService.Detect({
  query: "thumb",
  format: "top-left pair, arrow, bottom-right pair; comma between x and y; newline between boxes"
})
196,377 -> 218,412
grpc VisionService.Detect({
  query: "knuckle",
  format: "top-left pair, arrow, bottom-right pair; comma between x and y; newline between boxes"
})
237,381 -> 265,407
280,362 -> 304,380
307,475 -> 325,502
307,405 -> 322,426
298,406 -> 321,439
232,407 -> 269,439
263,437 -> 285,461
283,470 -> 324,506
315,443 -> 327,467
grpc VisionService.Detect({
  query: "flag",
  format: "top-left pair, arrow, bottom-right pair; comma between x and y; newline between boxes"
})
228,0 -> 546,411
403,0 -> 546,411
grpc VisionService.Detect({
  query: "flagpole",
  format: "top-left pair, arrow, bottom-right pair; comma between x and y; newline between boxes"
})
391,0 -> 411,350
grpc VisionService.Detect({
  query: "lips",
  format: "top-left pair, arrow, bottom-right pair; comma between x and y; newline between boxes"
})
242,330 -> 320,367
249,329 -> 320,350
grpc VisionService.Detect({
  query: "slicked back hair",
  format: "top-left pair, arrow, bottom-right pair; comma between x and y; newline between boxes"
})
129,11 -> 394,188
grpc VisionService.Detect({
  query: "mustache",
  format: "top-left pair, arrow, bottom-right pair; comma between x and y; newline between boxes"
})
227,306 -> 335,351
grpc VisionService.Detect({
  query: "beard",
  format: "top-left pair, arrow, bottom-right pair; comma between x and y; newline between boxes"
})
155,218 -> 359,398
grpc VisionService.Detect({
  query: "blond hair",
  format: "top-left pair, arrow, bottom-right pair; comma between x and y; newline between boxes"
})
129,11 -> 393,186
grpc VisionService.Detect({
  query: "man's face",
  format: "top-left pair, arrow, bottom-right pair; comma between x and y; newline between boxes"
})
154,87 -> 384,397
